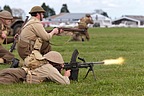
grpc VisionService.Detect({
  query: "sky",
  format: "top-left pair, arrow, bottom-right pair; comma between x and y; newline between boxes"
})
0,0 -> 144,19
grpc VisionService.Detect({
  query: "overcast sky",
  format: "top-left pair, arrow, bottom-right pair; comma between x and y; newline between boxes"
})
0,0 -> 144,19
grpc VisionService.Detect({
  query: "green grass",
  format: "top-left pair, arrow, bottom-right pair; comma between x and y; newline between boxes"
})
2,27 -> 144,96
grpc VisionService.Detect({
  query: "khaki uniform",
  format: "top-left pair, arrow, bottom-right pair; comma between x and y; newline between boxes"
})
17,17 -> 52,60
0,68 -> 26,84
72,16 -> 93,41
0,20 -> 14,63
25,64 -> 70,84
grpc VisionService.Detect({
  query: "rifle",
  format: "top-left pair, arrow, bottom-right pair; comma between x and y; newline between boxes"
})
9,16 -> 29,52
64,49 -> 104,81
46,27 -> 86,33
9,39 -> 17,52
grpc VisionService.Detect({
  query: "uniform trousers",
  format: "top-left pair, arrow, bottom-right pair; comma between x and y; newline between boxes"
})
0,45 -> 14,63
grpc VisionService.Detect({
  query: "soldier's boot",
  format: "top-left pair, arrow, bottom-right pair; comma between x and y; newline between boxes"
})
82,38 -> 85,42
10,58 -> 19,68
0,58 -> 4,63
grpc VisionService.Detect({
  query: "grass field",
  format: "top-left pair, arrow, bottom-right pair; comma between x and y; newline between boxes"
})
1,27 -> 144,96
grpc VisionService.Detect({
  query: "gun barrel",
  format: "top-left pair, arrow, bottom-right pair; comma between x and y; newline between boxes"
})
46,27 -> 86,33
78,62 -> 104,65
61,27 -> 85,32
63,61 -> 104,69
78,62 -> 104,68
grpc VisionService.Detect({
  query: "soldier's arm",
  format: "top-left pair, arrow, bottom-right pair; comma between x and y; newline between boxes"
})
3,37 -> 14,44
33,23 -> 59,41
89,17 -> 94,24
41,64 -> 70,84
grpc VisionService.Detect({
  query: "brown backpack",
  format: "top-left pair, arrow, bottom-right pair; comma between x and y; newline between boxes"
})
24,50 -> 46,69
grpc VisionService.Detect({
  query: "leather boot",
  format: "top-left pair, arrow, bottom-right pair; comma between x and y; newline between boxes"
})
0,58 -> 4,63
10,58 -> 19,68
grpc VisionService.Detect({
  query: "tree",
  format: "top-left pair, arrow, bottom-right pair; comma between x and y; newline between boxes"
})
101,12 -> 109,18
41,3 -> 49,18
94,9 -> 109,18
49,8 -> 56,16
41,2 -> 56,18
3,5 -> 12,14
60,4 -> 70,13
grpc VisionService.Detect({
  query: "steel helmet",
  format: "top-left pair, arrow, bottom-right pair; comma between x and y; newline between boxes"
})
43,51 -> 64,64
85,14 -> 91,17
29,6 -> 45,14
0,10 -> 13,20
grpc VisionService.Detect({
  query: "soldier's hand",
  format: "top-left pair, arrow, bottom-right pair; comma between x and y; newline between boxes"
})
58,28 -> 64,34
14,33 -> 19,39
64,70 -> 71,77
1,31 -> 7,39
52,28 -> 64,35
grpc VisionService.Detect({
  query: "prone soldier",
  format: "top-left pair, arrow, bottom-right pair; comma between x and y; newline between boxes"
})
24,51 -> 70,84
0,51 -> 70,84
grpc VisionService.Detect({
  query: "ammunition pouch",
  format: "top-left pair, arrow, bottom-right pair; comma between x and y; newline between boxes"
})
34,38 -> 43,50
26,72 -> 42,84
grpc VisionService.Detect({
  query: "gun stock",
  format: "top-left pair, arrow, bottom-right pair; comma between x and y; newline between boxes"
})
9,40 -> 17,52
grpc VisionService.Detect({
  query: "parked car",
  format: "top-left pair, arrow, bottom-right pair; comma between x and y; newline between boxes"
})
10,16 -> 24,36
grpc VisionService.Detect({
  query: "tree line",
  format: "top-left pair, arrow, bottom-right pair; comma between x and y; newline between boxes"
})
1,2 -> 109,19
1,2 -> 70,18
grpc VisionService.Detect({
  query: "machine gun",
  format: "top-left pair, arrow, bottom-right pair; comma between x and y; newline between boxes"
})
64,49 -> 104,81
46,27 -> 86,33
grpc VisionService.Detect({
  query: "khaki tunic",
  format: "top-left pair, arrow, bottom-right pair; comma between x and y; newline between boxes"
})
0,68 -> 26,84
17,17 -> 52,60
26,64 -> 70,84
0,20 -> 14,63
78,17 -> 93,29
72,16 -> 94,41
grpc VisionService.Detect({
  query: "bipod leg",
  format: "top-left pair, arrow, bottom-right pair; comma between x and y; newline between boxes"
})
91,66 -> 96,80
83,68 -> 91,80
83,65 -> 96,80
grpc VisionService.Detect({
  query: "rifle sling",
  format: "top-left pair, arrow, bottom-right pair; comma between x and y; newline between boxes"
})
48,35 -> 71,46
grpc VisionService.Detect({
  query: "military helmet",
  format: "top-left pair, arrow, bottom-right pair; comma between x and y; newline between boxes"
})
43,51 -> 64,64
29,6 -> 45,14
85,14 -> 91,17
0,10 -> 13,20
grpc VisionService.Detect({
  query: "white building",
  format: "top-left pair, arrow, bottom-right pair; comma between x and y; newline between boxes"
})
112,15 -> 144,27
47,13 -> 112,28
91,13 -> 112,27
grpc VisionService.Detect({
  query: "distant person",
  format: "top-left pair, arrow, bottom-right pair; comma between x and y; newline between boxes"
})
71,14 -> 94,41
17,6 -> 63,60
0,10 -> 15,64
